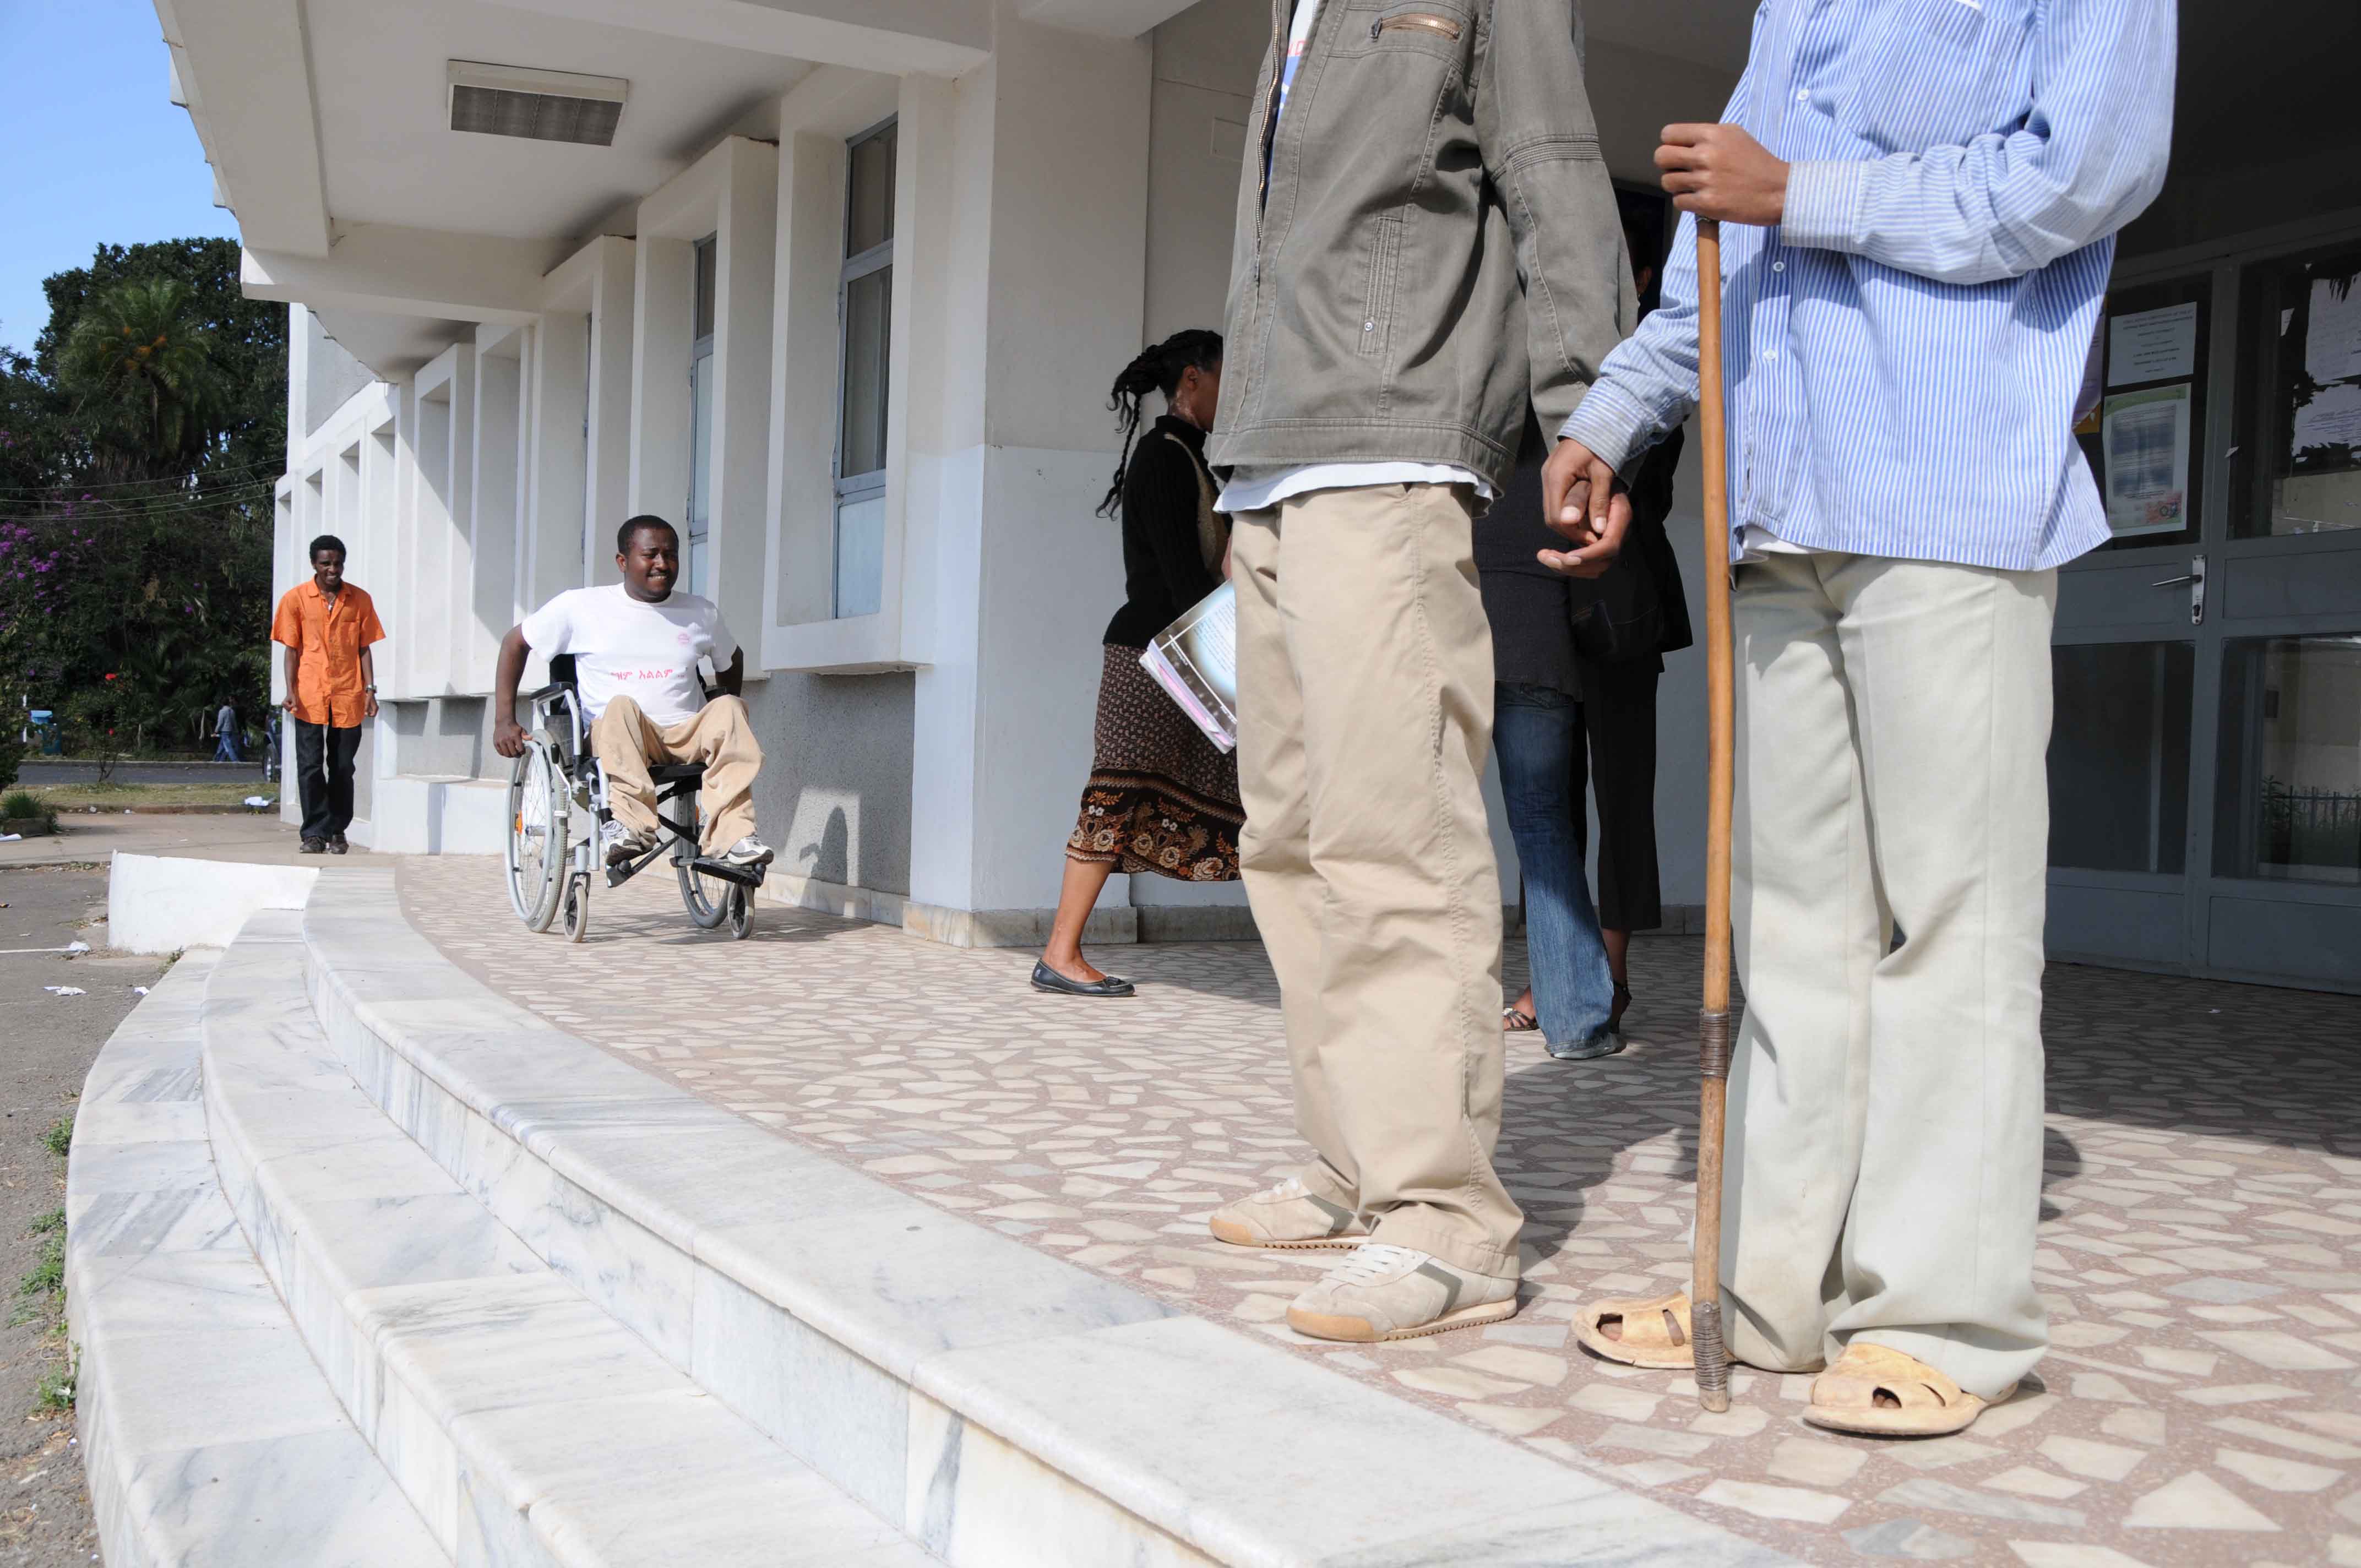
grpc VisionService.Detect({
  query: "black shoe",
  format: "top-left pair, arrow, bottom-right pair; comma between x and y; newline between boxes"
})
300,838 -> 327,854
1547,1025 -> 1626,1062
1030,960 -> 1136,998
1609,981 -> 1633,1035
328,834 -> 349,855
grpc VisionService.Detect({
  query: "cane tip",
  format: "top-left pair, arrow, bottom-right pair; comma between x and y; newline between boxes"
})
1700,1390 -> 1732,1413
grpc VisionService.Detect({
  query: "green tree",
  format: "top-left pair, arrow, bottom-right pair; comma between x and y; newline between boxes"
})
0,240 -> 284,754
57,278 -> 220,481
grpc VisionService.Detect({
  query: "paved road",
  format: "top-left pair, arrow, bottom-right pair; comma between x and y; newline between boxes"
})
0,866 -> 165,1564
15,761 -> 266,787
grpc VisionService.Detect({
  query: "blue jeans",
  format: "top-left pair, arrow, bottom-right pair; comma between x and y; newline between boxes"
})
1494,683 -> 1614,1049
213,731 -> 241,762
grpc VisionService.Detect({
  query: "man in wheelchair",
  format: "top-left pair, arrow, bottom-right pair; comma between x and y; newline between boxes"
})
493,515 -> 774,872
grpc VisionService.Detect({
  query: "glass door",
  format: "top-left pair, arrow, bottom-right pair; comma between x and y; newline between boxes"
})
2048,223 -> 2361,994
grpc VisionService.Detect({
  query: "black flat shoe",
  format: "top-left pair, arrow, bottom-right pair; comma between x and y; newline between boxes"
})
300,838 -> 327,854
1031,960 -> 1136,998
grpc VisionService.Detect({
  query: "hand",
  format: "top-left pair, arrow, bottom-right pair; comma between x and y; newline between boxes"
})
363,693 -> 380,720
493,717 -> 529,759
1656,123 -> 1788,225
1537,437 -> 1631,579
281,694 -> 296,715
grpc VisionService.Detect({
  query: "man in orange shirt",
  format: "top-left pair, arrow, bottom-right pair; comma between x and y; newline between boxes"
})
270,535 -> 386,854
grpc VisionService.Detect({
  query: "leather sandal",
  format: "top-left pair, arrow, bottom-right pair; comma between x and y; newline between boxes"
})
1803,1342 -> 2014,1438
1030,960 -> 1136,998
1502,1004 -> 1539,1033
1575,1290 -> 1722,1370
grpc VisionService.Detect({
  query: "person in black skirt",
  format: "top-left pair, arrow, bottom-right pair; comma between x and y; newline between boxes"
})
1034,330 -> 1240,997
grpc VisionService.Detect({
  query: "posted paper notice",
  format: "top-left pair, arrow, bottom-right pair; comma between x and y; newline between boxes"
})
2108,302 -> 2198,388
2102,383 -> 2191,537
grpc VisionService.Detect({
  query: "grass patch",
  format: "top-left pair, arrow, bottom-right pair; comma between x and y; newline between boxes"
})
28,1208 -> 62,1235
1,790 -> 42,819
18,1232 -> 62,1301
42,1116 -> 71,1160
34,1367 -> 73,1413
25,781 -> 273,810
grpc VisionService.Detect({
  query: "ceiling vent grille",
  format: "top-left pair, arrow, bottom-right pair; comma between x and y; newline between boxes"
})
447,61 -> 627,147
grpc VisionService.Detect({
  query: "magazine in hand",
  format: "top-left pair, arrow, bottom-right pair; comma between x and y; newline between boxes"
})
1140,581 -> 1238,754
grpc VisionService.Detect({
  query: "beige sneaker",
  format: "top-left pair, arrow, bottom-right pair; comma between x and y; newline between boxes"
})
1286,1243 -> 1518,1342
1207,1177 -> 1371,1250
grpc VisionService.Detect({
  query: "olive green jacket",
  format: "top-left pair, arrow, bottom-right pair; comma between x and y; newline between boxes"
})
1208,0 -> 1635,496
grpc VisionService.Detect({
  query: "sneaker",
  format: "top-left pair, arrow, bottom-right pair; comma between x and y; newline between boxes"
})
1286,1243 -> 1519,1343
299,837 -> 327,854
600,819 -> 652,867
1208,1176 -> 1372,1250
1548,1025 -> 1625,1061
720,835 -> 775,868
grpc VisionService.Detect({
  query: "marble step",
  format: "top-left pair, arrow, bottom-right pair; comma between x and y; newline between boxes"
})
65,951 -> 448,1568
301,872 -> 1793,1568
199,914 -> 941,1568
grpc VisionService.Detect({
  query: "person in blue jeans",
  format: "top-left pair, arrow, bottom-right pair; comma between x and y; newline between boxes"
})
212,699 -> 241,763
1476,425 -> 1619,1061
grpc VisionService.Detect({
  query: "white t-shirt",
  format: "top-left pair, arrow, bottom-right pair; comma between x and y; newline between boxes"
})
1214,0 -> 1488,517
520,584 -> 737,726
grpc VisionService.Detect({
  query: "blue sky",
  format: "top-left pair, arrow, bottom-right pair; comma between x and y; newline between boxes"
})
0,1 -> 237,357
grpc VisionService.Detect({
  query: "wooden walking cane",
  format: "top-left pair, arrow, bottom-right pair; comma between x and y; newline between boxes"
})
1690,218 -> 1737,1414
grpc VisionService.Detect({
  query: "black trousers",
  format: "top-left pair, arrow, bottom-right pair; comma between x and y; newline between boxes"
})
1569,658 -> 1663,932
293,721 -> 363,842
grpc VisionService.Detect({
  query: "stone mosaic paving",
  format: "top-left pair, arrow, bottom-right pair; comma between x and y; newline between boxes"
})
401,855 -> 2361,1567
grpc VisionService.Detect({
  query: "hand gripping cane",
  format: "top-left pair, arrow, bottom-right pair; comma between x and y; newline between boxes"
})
1690,219 -> 1737,1414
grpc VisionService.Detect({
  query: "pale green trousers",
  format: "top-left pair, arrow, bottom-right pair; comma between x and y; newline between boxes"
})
1722,550 -> 2057,1398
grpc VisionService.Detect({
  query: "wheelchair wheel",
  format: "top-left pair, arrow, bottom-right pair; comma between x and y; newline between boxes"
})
678,858 -> 730,929
562,872 -> 591,944
727,884 -> 752,940
507,740 -> 568,932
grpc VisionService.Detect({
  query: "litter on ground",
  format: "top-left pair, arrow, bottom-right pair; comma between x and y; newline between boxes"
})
43,987 -> 85,997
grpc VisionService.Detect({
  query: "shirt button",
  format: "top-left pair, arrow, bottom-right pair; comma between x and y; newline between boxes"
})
1795,89 -> 1808,101
1765,350 -> 1778,361
1364,320 -> 1377,331
1772,260 -> 1786,273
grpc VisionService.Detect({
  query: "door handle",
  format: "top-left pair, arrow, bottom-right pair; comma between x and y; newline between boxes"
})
2150,554 -> 2205,625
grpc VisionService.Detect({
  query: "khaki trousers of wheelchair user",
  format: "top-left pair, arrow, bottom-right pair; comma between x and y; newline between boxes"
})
590,694 -> 763,852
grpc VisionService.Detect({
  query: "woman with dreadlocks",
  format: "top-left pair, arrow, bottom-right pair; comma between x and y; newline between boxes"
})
1032,329 -> 1239,998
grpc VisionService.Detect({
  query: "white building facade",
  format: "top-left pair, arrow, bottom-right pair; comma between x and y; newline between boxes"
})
165,0 -> 2361,988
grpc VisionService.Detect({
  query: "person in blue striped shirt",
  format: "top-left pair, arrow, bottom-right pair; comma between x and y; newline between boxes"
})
1548,0 -> 2177,1436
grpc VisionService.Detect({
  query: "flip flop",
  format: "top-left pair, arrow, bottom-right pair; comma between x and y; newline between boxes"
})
1802,1343 -> 2015,1438
1574,1290 -> 1720,1370
1502,1004 -> 1539,1033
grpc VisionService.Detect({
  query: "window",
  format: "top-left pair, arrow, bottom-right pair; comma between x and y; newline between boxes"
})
2048,641 -> 2194,874
2232,242 -> 2361,538
834,119 -> 895,619
687,235 -> 717,598
2216,634 -> 2361,885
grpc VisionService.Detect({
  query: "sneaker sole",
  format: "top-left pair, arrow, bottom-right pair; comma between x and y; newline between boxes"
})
1287,1297 -> 1518,1343
1206,1216 -> 1369,1250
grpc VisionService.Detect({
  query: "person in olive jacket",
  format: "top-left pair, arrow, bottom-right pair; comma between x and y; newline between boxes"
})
1203,0 -> 1634,1345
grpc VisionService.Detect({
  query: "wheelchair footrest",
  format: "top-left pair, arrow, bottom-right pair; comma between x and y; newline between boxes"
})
688,857 -> 766,889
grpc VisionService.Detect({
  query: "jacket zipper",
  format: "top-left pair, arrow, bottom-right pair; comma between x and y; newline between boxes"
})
1372,13 -> 1461,40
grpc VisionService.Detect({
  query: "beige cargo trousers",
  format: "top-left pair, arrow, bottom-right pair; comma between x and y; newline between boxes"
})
1230,483 -> 1523,1281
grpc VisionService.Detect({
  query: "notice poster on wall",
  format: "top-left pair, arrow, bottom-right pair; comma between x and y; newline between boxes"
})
2108,301 -> 2199,387
2102,383 -> 2191,538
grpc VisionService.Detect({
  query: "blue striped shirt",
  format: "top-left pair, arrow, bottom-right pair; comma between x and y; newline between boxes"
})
1562,0 -> 2177,571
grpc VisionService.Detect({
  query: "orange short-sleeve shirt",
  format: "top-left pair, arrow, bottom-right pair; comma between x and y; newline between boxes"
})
270,579 -> 387,727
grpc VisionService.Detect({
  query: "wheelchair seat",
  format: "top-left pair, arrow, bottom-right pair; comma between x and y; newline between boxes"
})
648,761 -> 706,783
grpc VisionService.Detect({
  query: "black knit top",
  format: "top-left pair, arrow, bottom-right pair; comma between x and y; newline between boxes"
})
1102,416 -> 1226,649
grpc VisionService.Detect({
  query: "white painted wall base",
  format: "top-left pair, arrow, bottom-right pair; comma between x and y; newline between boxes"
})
754,870 -> 909,928
363,776 -> 508,855
107,853 -> 319,955
902,898 -> 1136,950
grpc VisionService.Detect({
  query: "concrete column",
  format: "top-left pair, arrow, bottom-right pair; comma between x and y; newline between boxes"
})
628,239 -> 694,533
409,347 -> 473,696
586,238 -> 636,587
902,4 -> 1151,943
710,142 -> 779,661
468,328 -> 525,693
525,311 -> 589,618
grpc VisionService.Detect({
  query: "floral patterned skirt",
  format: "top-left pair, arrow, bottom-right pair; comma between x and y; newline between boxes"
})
1066,644 -> 1243,883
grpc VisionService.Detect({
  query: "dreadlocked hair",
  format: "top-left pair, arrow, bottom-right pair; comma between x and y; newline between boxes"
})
1097,328 -> 1223,518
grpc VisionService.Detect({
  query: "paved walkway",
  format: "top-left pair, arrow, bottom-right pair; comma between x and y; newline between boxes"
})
402,855 -> 2361,1568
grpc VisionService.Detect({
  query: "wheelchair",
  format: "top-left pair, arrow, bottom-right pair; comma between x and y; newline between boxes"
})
504,655 -> 765,942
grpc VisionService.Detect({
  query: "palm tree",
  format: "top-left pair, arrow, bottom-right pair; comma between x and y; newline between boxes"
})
56,279 -> 220,481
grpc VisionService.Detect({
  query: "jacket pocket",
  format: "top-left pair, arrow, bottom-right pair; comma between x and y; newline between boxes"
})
1371,11 -> 1460,41
1358,213 -> 1405,359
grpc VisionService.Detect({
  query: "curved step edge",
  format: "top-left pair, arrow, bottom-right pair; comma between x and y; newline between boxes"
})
199,913 -> 941,1568
65,950 -> 448,1568
302,873 -> 1796,1568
